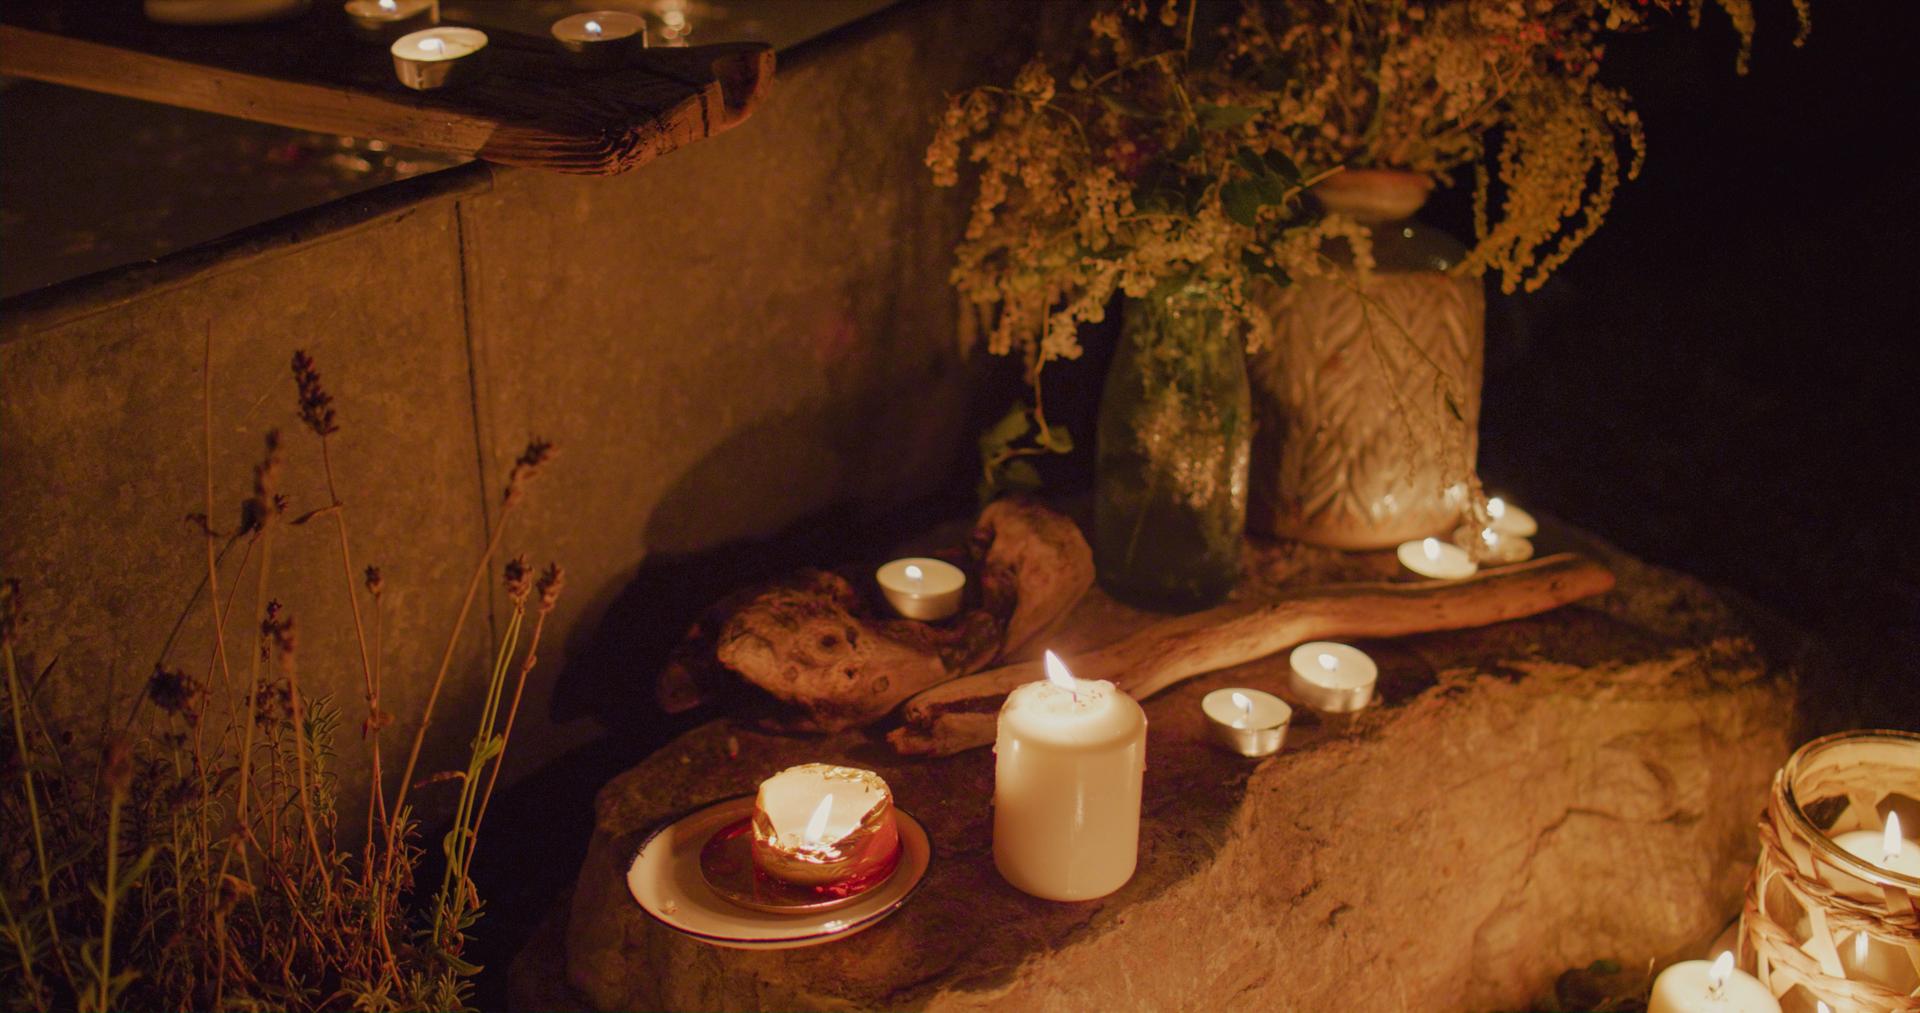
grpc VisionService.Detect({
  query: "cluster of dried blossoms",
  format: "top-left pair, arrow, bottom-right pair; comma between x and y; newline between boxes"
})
932,0 -> 1809,359
1224,0 -> 1805,292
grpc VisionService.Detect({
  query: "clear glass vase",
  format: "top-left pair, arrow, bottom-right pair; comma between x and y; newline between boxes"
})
1094,289 -> 1251,612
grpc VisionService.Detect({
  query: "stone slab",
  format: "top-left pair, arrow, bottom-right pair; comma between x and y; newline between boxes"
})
557,529 -> 1797,1011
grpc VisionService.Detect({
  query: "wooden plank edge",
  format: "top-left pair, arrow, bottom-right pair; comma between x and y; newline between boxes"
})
0,162 -> 495,346
0,24 -> 500,156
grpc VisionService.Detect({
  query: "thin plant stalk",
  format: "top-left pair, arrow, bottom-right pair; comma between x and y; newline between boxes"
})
434,605 -> 524,940
281,655 -> 331,891
317,437 -> 387,838
461,606 -> 552,887
93,786 -> 124,1012
3,641 -> 72,989
385,503 -> 517,857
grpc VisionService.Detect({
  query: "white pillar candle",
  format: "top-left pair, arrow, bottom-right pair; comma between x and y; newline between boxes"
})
1647,952 -> 1781,1013
1486,496 -> 1539,537
551,10 -> 647,68
875,557 -> 966,621
1286,642 -> 1378,714
1397,536 -> 1478,579
1201,687 -> 1291,757
994,651 -> 1147,901
391,26 -> 489,90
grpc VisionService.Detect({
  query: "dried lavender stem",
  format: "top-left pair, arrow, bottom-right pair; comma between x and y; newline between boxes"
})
461,608 -> 550,887
2,643 -> 67,992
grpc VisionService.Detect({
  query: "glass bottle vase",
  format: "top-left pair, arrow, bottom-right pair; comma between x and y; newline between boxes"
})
1094,289 -> 1251,612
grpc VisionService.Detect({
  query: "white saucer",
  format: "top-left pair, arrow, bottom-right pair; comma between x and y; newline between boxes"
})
627,794 -> 931,950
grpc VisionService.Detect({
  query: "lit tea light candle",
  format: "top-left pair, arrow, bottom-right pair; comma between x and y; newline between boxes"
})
1647,952 -> 1780,1013
551,10 -> 646,68
1475,525 -> 1535,565
994,651 -> 1147,901
749,763 -> 899,889
1397,536 -> 1478,580
391,26 -> 489,90
1486,496 -> 1538,537
1829,812 -> 1920,878
875,557 -> 966,621
1201,687 -> 1291,757
344,0 -> 429,37
1287,642 -> 1378,714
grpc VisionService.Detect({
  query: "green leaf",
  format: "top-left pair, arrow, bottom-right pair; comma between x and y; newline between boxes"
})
1587,958 -> 1623,975
1037,425 -> 1074,455
1221,180 -> 1261,227
1262,150 -> 1301,183
979,405 -> 1031,458
1097,93 -> 1152,119
1234,149 -> 1265,177
1001,459 -> 1043,492
1195,104 -> 1259,130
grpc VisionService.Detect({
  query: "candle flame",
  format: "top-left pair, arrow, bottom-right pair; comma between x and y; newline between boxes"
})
904,563 -> 923,583
1317,652 -> 1338,672
1043,650 -> 1076,692
1885,812 -> 1904,864
802,794 -> 833,846
1707,951 -> 1734,994
1488,497 -> 1506,518
1231,691 -> 1253,728
1818,1002 -> 1832,1013
419,35 -> 444,52
584,18 -> 602,36
1422,537 -> 1441,560
377,0 -> 396,9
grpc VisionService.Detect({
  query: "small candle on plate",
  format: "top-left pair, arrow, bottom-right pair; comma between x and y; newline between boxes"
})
994,651 -> 1147,901
344,0 -> 428,37
1398,536 -> 1478,580
749,763 -> 899,889
1486,496 -> 1538,537
875,557 -> 966,621
551,10 -> 647,68
391,26 -> 489,90
1201,687 -> 1291,757
1471,524 -> 1534,565
1287,642 -> 1377,714
1647,951 -> 1780,1013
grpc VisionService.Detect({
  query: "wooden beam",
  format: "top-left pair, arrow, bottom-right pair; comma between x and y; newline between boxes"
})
0,5 -> 773,175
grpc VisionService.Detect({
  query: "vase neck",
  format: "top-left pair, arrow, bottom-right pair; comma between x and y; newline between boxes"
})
1312,170 -> 1432,223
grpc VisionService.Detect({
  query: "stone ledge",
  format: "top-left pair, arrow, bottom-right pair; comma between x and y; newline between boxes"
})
555,528 -> 1796,1011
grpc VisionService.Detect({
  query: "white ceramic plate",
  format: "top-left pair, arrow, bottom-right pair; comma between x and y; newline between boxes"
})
626,794 -> 931,950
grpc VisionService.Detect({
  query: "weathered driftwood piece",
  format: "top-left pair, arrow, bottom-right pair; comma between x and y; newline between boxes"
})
0,14 -> 772,175
660,500 -> 1095,732
970,498 -> 1095,659
889,552 -> 1615,756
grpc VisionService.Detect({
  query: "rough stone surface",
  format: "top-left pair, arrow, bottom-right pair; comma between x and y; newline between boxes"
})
557,529 -> 1797,1012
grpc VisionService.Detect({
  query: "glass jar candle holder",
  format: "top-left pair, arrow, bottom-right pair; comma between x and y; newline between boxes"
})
1739,729 -> 1920,1013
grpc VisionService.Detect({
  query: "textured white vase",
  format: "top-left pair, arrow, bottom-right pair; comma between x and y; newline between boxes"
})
1249,170 -> 1485,550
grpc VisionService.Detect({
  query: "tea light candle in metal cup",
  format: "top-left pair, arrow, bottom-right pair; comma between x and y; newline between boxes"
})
749,764 -> 900,889
875,557 -> 965,621
1287,642 -> 1378,714
1201,688 -> 1291,757
391,26 -> 489,90
1459,524 -> 1534,565
1397,536 -> 1478,580
344,0 -> 429,38
1486,496 -> 1538,537
551,10 -> 646,68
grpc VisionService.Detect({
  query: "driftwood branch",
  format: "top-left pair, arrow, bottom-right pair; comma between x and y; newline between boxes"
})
888,552 -> 1615,756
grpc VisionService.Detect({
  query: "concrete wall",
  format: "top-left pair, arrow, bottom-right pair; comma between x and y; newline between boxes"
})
0,0 -> 1031,823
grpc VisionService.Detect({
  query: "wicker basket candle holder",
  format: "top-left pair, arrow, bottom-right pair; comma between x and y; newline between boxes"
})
1740,729 -> 1920,1013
